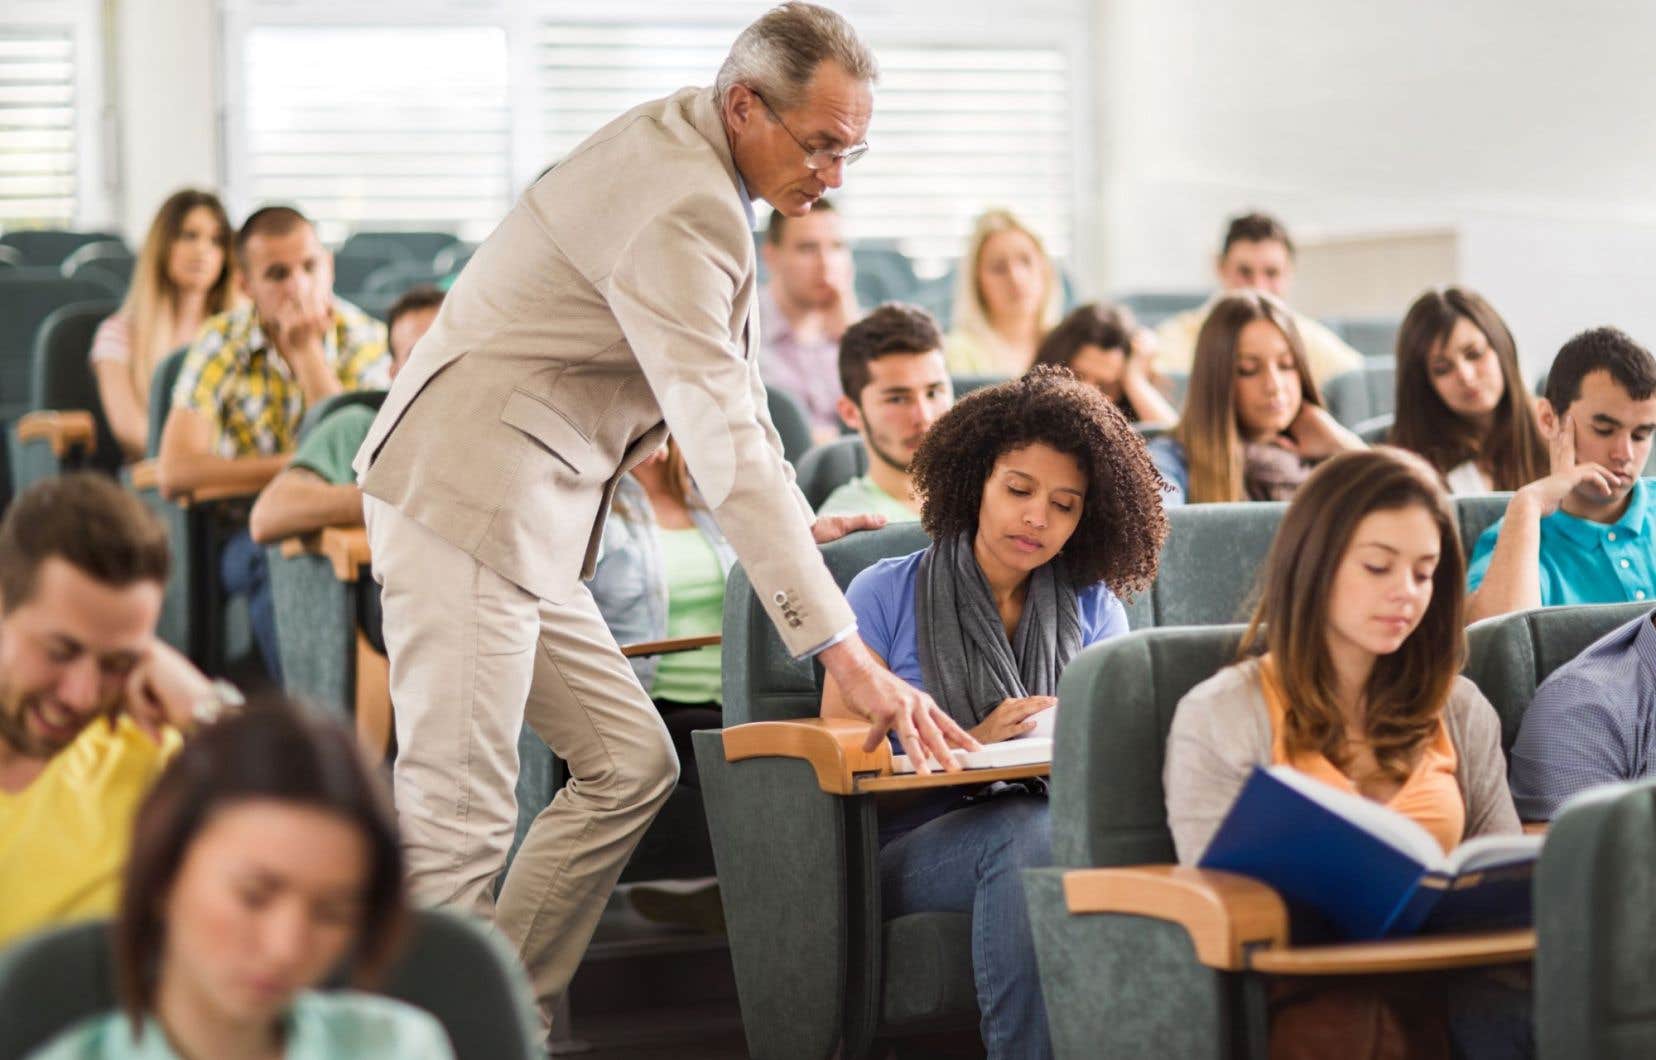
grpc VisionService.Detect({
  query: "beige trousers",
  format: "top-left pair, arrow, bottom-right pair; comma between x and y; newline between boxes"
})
365,496 -> 678,1023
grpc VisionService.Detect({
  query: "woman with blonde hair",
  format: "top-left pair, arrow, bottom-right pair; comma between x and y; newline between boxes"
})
1148,290 -> 1364,505
91,189 -> 236,460
945,208 -> 1063,376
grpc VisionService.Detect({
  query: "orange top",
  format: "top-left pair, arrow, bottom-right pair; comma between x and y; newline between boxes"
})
1260,662 -> 1464,854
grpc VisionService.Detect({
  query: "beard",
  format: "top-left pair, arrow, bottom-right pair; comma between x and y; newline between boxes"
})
0,677 -> 103,760
864,427 -> 916,476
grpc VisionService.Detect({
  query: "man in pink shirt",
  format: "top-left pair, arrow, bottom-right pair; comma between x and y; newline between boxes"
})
758,198 -> 858,442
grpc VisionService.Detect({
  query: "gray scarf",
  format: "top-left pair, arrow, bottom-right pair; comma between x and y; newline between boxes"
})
914,531 -> 1084,730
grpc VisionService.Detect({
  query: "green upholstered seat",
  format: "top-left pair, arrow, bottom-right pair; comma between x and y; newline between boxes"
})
8,300 -> 122,493
1454,492 -> 1513,559
0,230 -> 123,269
1536,776 -> 1656,1060
1330,316 -> 1401,361
698,521 -> 972,1059
766,385 -> 814,465
339,230 -> 462,268
794,435 -> 869,509
0,911 -> 543,1060
1123,503 -> 1285,630
1322,363 -> 1395,427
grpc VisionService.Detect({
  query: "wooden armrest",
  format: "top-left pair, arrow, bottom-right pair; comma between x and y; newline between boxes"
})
278,532 -> 324,560
1522,820 -> 1548,836
621,634 -> 721,658
1246,930 -> 1535,976
720,718 -> 1047,794
722,718 -> 891,794
1062,865 -> 1535,975
1062,866 -> 1288,970
16,410 -> 95,458
177,482 -> 259,508
129,460 -> 159,491
319,527 -> 371,582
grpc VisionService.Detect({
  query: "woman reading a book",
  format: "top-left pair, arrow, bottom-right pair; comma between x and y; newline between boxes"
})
1165,446 -> 1528,1058
821,368 -> 1167,1060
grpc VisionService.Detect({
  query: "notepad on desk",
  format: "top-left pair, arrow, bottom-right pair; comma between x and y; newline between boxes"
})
1199,765 -> 1541,940
891,736 -> 1053,775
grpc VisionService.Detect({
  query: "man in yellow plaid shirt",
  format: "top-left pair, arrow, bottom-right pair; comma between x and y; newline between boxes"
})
157,206 -> 389,680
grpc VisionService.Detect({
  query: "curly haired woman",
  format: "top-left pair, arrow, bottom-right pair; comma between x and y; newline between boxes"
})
821,367 -> 1168,1060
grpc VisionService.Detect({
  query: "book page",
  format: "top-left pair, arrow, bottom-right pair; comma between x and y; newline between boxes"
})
1266,766 -> 1445,868
1445,833 -> 1543,874
1025,705 -> 1057,740
892,737 -> 1053,775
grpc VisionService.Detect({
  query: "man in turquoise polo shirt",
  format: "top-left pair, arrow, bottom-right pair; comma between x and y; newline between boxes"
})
1466,326 -> 1656,622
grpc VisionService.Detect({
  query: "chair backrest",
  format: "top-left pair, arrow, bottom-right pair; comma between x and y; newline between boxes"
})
0,230 -> 123,268
362,261 -> 448,296
852,245 -> 920,306
340,231 -> 461,268
721,522 -> 929,725
1463,602 -> 1651,751
0,275 -> 115,408
765,385 -> 814,465
297,389 -> 389,443
332,250 -> 402,296
146,348 -> 190,457
1453,492 -> 1512,560
30,300 -> 123,471
1050,625 -> 1247,867
794,436 -> 868,509
1536,775 -> 1656,1059
0,911 -> 542,1060
1116,290 -> 1209,329
1331,316 -> 1401,361
1322,363 -> 1395,426
951,373 -> 1007,398
1141,501 -> 1286,629
1354,413 -> 1394,445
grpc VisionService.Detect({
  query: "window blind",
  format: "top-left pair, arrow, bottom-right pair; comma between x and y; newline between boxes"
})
0,27 -> 78,228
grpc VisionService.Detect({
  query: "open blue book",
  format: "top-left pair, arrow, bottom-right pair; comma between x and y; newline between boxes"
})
1198,765 -> 1541,940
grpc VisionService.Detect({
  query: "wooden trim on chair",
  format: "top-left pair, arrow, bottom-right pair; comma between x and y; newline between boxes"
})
853,762 -> 1050,793
1062,865 -> 1537,975
620,634 -> 721,658
129,459 -> 159,491
177,482 -> 259,508
319,527 -> 371,582
1521,821 -> 1548,836
1246,930 -> 1535,975
15,410 -> 94,458
722,718 -> 893,794
1062,866 -> 1289,970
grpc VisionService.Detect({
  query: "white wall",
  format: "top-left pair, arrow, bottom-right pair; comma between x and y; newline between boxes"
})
114,0 -> 220,243
1093,0 -> 1656,376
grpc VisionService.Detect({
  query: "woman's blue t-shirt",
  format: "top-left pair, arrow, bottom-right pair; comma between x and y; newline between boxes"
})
845,549 -> 1130,689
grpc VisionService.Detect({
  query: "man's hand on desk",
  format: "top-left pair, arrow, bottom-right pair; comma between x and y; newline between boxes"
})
819,638 -> 980,775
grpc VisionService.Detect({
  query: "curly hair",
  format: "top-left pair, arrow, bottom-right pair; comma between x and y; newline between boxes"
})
909,366 -> 1168,595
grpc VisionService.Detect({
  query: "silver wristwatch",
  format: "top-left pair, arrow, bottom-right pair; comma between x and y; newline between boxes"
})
192,678 -> 247,725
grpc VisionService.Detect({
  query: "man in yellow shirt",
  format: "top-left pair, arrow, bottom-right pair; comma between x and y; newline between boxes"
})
0,474 -> 218,949
1152,211 -> 1364,385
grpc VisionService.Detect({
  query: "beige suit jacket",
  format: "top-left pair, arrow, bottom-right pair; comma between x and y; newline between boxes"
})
354,86 -> 853,656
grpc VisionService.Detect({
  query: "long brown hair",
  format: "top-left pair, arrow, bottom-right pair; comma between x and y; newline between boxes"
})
1389,287 -> 1545,491
1172,290 -> 1323,503
1239,447 -> 1466,779
121,189 -> 237,403
116,701 -> 408,1028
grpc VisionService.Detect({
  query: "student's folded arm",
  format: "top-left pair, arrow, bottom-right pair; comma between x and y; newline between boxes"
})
155,407 -> 289,501
91,358 -> 149,460
1507,676 -> 1631,823
1463,494 -> 1545,624
248,468 -> 365,544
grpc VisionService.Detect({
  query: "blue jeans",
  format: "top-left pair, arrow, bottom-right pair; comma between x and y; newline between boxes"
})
879,794 -> 1053,1060
220,528 -> 281,683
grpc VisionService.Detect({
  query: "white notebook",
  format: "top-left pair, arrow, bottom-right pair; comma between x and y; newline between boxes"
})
891,736 -> 1054,775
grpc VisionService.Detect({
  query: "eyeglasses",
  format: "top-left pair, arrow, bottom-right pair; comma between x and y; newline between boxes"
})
750,89 -> 869,171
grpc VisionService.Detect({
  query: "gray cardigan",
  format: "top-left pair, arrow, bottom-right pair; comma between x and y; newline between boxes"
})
1164,657 -> 1521,864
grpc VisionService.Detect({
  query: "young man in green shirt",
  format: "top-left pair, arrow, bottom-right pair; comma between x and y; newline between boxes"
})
817,303 -> 953,522
249,286 -> 443,545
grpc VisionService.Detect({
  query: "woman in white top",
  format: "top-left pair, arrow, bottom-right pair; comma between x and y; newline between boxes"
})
944,208 -> 1063,377
1388,287 -> 1546,495
91,189 -> 237,460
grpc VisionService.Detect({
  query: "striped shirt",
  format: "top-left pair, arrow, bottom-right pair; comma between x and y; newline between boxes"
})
1508,607 -> 1656,820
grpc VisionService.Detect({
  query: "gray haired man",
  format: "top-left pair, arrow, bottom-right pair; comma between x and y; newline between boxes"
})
354,1 -> 978,1027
